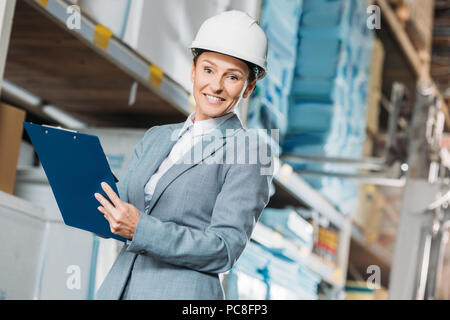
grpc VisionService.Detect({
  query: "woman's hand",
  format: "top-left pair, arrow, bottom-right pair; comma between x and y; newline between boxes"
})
94,182 -> 141,240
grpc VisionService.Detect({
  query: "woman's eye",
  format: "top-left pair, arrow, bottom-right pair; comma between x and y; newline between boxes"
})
229,75 -> 238,81
204,68 -> 212,74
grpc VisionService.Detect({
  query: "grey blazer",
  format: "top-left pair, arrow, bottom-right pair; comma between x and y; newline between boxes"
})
95,113 -> 274,300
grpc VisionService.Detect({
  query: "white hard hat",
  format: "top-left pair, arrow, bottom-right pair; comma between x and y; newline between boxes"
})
190,10 -> 268,80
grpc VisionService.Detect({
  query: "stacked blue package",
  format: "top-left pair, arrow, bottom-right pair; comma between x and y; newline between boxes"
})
247,0 -> 303,140
282,132 -> 340,157
225,241 -> 271,300
295,26 -> 344,80
288,101 -> 339,132
279,0 -> 375,216
261,0 -> 302,41
259,208 -> 314,252
226,239 -> 322,300
267,252 -> 320,300
301,0 -> 345,27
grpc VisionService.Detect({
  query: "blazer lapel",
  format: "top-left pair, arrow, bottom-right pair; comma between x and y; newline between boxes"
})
130,124 -> 182,211
144,114 -> 244,215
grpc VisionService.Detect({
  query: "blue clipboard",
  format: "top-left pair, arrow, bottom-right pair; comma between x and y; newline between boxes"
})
23,122 -> 126,242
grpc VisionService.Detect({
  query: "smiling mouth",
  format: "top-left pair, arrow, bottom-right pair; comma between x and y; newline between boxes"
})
203,93 -> 226,102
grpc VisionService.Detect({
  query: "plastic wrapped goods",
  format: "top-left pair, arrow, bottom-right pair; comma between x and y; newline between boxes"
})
259,208 -> 314,252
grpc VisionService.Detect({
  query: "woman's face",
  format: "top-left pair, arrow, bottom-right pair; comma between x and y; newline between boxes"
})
191,51 -> 256,122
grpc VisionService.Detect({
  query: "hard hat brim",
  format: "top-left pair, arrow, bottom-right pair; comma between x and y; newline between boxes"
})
190,42 -> 266,80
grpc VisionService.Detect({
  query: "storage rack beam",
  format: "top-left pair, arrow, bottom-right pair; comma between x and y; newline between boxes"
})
376,0 -> 428,81
273,159 -> 347,230
298,171 -> 406,188
281,154 -> 388,171
25,0 -> 192,117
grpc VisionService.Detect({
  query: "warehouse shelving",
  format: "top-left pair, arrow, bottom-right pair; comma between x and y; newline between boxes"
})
251,222 -> 342,287
375,0 -> 450,126
342,0 -> 449,292
373,0 -> 450,297
273,158 -> 347,230
350,224 -> 392,268
350,223 -> 392,287
16,0 -> 355,295
28,0 -> 192,117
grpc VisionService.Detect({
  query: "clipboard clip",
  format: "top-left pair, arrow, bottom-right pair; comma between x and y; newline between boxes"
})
42,124 -> 79,133
40,123 -> 119,183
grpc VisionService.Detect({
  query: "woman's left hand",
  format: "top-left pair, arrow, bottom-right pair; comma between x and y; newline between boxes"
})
95,182 -> 141,240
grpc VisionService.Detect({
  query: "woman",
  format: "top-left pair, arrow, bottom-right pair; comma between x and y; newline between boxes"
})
94,10 -> 273,300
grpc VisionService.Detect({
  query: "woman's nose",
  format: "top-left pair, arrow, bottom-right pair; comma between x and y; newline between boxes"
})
209,75 -> 224,93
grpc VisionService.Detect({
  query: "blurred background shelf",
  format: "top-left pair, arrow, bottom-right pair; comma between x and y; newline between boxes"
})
3,0 -> 188,127
349,223 -> 392,288
272,158 -> 348,230
251,222 -> 342,288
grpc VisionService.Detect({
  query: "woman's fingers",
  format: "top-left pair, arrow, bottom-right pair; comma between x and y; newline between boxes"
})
97,205 -> 112,226
101,182 -> 122,208
97,205 -> 121,235
94,192 -> 115,213
97,205 -> 107,217
95,183 -> 132,237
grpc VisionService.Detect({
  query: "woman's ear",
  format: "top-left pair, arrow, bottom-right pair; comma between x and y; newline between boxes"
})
190,63 -> 196,83
243,80 -> 257,99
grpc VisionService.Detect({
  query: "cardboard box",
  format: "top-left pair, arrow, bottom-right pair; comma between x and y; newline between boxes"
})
354,185 -> 385,244
0,103 -> 26,194
366,39 -> 384,136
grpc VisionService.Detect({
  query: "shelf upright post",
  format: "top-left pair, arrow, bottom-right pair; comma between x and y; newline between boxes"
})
0,0 -> 16,96
388,81 -> 441,299
336,218 -> 352,294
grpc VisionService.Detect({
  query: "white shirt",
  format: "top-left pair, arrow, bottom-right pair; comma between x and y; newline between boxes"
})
143,111 -> 235,207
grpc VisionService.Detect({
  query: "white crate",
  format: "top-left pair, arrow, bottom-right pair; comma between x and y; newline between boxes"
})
14,166 -> 124,299
0,191 -> 47,300
0,190 -> 97,299
38,222 -> 94,300
14,168 -> 62,222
